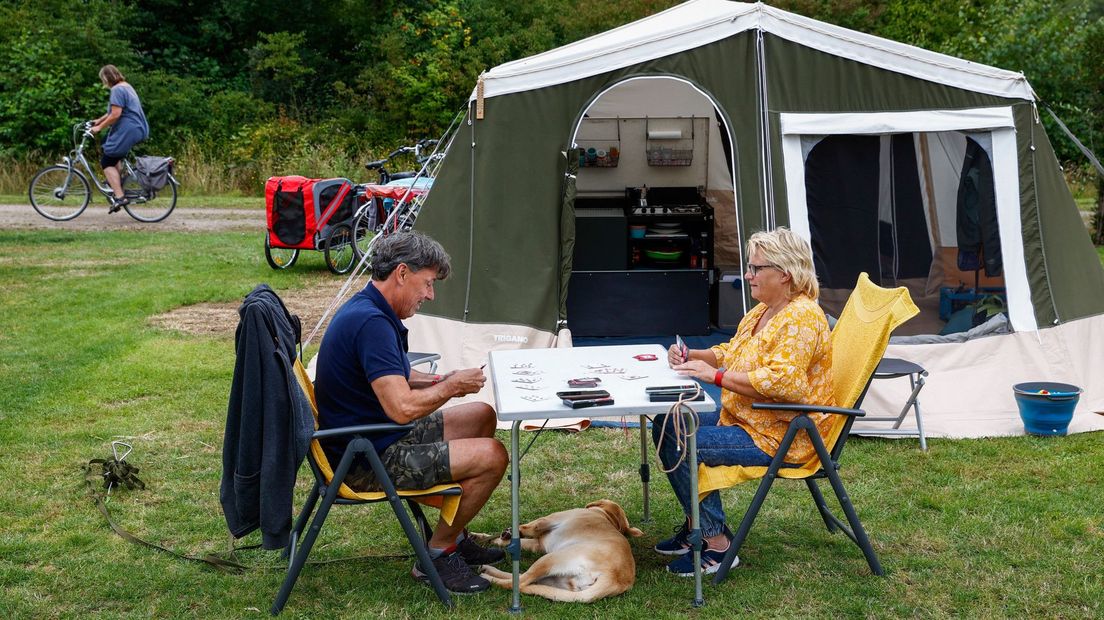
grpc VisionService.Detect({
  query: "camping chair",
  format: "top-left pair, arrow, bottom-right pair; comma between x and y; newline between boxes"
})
855,357 -> 929,450
408,352 -> 441,373
702,272 -> 918,584
271,359 -> 463,615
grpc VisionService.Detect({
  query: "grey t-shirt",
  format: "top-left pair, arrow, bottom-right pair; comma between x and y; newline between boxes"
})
102,83 -> 149,157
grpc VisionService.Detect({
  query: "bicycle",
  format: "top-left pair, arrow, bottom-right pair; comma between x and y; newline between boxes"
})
363,138 -> 440,185
352,139 -> 445,257
28,121 -> 179,222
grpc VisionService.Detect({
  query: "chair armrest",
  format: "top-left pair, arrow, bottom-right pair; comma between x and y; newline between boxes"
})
407,352 -> 441,367
750,402 -> 866,417
313,422 -> 414,440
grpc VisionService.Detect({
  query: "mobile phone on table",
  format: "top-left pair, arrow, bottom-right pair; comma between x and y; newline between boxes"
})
556,389 -> 611,400
649,391 -> 705,402
645,384 -> 698,394
675,334 -> 688,362
563,397 -> 614,409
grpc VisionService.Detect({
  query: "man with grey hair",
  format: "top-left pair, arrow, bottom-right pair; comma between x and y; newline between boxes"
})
316,231 -> 506,594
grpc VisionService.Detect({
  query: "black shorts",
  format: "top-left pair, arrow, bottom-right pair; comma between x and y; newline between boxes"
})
345,411 -> 451,492
100,152 -> 125,168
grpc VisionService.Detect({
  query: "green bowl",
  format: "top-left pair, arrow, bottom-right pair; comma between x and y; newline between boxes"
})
644,248 -> 683,261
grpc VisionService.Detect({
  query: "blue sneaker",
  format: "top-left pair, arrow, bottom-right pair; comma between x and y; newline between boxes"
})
666,542 -> 740,577
654,522 -> 692,556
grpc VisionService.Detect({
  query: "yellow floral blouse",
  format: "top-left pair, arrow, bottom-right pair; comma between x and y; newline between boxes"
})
710,294 -> 836,463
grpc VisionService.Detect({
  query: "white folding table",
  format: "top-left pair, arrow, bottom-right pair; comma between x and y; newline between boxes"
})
489,344 -> 717,611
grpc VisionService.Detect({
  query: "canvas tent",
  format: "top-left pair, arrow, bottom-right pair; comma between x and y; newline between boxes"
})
409,0 -> 1104,437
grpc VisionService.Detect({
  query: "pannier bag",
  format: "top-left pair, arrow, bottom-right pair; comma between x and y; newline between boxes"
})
265,176 -> 357,249
133,156 -> 174,191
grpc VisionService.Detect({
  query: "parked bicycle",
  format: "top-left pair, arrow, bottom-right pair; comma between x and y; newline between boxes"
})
352,139 -> 445,256
363,138 -> 440,185
29,121 -> 179,222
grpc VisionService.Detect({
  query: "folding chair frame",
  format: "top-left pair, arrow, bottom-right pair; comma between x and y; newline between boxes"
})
859,358 -> 929,450
713,385 -> 885,584
271,423 -> 462,615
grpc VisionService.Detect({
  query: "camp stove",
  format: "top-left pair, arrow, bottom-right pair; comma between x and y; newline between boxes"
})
630,205 -> 704,216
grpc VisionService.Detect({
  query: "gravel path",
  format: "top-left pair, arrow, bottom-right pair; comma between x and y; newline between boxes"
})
0,203 -> 262,232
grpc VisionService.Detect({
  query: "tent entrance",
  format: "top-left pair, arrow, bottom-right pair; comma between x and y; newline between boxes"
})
564,76 -> 740,337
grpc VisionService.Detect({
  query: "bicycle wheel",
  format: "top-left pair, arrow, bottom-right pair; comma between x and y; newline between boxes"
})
324,224 -> 357,275
29,165 -> 91,221
265,235 -> 299,270
122,177 -> 177,222
351,203 -> 379,259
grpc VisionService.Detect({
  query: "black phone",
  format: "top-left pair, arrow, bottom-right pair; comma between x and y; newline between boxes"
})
649,391 -> 705,402
556,389 -> 611,400
645,384 -> 698,394
562,397 -> 614,409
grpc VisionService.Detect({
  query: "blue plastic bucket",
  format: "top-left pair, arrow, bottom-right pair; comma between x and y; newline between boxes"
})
1012,382 -> 1081,436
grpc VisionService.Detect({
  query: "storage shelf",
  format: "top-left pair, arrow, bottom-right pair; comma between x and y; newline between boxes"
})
645,117 -> 695,166
646,148 -> 693,166
577,119 -> 621,168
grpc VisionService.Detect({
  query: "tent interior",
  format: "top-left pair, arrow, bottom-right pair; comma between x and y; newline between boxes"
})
566,77 -> 1008,338
803,130 -> 1007,337
566,77 -> 742,338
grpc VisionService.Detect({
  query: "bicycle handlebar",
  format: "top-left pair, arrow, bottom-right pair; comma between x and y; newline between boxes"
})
365,139 -> 443,173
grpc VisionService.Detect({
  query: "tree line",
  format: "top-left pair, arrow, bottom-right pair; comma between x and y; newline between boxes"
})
1,0 -> 1101,206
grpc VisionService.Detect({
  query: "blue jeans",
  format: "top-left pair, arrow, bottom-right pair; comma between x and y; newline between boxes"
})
651,410 -> 773,537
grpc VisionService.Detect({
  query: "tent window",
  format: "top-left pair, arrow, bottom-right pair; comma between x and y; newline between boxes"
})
804,134 -> 931,289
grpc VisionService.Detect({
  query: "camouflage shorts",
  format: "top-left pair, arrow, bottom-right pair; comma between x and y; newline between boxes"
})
345,411 -> 451,492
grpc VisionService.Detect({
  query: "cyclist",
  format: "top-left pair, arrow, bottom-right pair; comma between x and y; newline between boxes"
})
89,65 -> 149,212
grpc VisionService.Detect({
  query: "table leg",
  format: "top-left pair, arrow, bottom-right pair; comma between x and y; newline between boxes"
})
509,421 -> 522,613
686,410 -> 704,607
639,415 -> 651,523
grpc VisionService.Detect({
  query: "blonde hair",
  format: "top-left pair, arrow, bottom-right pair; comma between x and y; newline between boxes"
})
746,227 -> 819,300
98,65 -> 125,87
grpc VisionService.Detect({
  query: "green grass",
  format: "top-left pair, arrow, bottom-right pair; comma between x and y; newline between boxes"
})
1,229 -> 1103,618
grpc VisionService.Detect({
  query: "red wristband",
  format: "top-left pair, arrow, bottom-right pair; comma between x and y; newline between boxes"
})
714,368 -> 725,387
430,374 -> 442,385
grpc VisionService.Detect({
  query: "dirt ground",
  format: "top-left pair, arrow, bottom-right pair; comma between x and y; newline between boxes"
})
2,202 -> 349,338
0,203 -> 261,232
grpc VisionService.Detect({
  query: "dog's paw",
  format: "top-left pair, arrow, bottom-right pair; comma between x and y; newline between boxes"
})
467,531 -> 495,544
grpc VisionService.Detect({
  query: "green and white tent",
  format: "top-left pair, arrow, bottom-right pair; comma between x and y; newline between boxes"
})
409,0 -> 1104,436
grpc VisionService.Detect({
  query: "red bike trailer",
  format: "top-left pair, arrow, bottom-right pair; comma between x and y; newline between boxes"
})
264,176 -> 360,274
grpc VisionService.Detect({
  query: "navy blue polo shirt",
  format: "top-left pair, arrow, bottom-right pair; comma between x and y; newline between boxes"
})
315,283 -> 412,463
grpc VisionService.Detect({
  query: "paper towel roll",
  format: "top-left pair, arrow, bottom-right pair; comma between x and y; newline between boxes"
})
647,129 -> 683,140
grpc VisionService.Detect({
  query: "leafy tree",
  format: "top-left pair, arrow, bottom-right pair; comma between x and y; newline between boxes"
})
248,31 -> 315,115
0,0 -> 135,154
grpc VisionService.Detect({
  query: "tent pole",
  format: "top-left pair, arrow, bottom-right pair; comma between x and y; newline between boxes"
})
755,28 -> 774,229
463,102 -> 476,321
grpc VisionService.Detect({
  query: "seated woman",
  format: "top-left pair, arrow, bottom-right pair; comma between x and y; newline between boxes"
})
652,227 -> 836,576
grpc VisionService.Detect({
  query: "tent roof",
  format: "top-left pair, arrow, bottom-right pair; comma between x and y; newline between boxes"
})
473,0 -> 1035,101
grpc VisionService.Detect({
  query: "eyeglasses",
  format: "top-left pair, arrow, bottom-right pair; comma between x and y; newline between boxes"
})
746,263 -> 782,276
